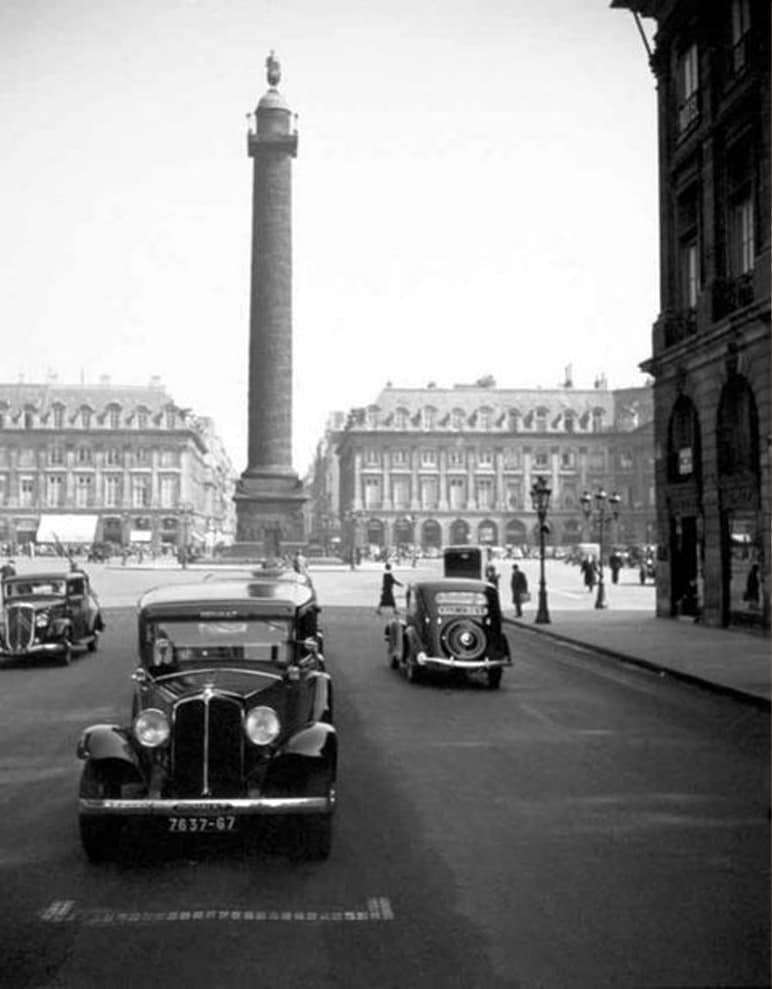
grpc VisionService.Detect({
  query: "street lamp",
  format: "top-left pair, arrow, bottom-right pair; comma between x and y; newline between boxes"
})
580,488 -> 621,610
529,476 -> 552,624
179,502 -> 194,569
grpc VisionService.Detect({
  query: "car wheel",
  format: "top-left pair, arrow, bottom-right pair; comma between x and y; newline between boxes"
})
294,814 -> 333,861
78,763 -> 124,862
487,667 -> 503,690
87,630 -> 99,653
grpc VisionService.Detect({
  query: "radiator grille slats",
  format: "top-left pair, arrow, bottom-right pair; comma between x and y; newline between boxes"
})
171,695 -> 244,797
7,605 -> 34,651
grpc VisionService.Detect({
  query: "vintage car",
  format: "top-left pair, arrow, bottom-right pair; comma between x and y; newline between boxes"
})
385,578 -> 511,689
76,578 -> 336,862
0,570 -> 104,665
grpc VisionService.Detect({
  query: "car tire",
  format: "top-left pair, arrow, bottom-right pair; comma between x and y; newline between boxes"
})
87,630 -> 99,653
78,763 -> 124,862
487,667 -> 503,690
79,816 -> 124,863
294,814 -> 333,861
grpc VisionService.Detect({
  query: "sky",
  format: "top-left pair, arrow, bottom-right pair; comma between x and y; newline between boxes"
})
0,0 -> 659,475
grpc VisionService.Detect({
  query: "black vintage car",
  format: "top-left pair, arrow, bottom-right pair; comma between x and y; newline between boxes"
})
385,578 -> 511,689
0,570 -> 104,665
76,578 -> 336,862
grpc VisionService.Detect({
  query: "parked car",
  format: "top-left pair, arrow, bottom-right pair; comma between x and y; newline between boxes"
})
385,578 -> 511,689
87,542 -> 114,562
76,577 -> 336,863
0,570 -> 104,665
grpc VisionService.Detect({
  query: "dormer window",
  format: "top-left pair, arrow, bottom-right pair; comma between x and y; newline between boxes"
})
507,410 -> 520,433
165,408 -> 176,430
24,409 -> 34,429
365,408 -> 378,430
80,407 -> 92,430
394,407 -> 408,431
451,408 -> 465,430
534,408 -> 548,432
677,43 -> 699,135
592,408 -> 605,433
478,408 -> 493,431
108,406 -> 121,429
564,411 -> 575,434
422,407 -> 436,431
52,405 -> 64,429
136,410 -> 148,429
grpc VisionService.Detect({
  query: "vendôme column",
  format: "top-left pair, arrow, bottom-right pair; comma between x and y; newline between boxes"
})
234,52 -> 306,557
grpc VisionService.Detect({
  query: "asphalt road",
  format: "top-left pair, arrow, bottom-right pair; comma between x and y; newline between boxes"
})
0,594 -> 768,988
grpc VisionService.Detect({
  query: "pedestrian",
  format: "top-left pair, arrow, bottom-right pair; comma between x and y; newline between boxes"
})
510,563 -> 528,617
376,563 -> 402,616
609,550 -> 622,585
1,559 -> 16,579
485,562 -> 500,589
743,563 -> 760,606
582,556 -> 597,591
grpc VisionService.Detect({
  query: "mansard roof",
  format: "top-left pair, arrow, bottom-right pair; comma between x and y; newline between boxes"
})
0,381 -> 176,418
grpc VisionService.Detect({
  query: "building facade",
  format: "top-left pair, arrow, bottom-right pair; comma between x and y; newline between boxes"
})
613,0 -> 770,631
308,378 -> 655,559
0,379 -> 236,553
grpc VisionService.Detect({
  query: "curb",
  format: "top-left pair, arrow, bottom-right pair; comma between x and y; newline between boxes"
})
503,616 -> 771,711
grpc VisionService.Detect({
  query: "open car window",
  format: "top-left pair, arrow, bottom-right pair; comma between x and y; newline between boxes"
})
148,618 -> 291,666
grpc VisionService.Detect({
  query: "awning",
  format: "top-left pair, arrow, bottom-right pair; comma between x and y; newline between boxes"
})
37,514 -> 98,544
130,530 -> 152,543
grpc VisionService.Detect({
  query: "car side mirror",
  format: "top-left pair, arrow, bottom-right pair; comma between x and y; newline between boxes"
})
131,668 -> 149,684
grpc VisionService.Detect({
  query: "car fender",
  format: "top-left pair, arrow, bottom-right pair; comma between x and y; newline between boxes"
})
283,722 -> 337,768
76,723 -> 141,772
404,624 -> 423,658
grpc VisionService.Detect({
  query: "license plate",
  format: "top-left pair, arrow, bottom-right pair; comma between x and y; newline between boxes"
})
167,815 -> 237,834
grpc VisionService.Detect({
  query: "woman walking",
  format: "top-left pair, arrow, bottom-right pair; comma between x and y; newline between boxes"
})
376,563 -> 402,616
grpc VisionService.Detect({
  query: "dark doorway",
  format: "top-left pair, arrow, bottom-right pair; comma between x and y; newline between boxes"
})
670,515 -> 699,616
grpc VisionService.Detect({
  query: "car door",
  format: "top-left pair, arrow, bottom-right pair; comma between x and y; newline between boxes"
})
66,577 -> 88,642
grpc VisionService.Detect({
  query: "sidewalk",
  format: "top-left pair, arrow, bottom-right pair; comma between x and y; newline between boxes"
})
506,610 -> 771,709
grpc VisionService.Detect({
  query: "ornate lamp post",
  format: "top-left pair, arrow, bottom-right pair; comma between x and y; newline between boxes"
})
580,488 -> 621,609
529,476 -> 552,625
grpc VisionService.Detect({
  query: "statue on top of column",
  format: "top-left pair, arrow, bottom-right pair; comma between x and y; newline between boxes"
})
266,50 -> 281,88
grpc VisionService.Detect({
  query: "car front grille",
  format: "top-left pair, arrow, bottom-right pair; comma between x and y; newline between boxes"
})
6,604 -> 34,652
171,694 -> 244,797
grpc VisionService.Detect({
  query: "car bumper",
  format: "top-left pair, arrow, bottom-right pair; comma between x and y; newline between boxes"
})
0,641 -> 67,658
415,653 -> 512,671
79,792 -> 336,817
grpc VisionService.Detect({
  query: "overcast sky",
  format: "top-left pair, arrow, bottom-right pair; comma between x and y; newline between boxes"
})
1,0 -> 658,473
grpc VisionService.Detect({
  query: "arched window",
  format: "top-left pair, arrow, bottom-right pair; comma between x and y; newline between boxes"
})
451,408 -> 465,430
422,406 -> 436,431
717,375 -> 759,477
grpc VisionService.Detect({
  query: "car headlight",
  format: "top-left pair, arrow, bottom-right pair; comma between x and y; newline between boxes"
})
244,706 -> 281,746
133,708 -> 171,748
35,612 -> 49,628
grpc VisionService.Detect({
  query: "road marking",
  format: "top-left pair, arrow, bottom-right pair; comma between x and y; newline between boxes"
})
39,897 -> 395,926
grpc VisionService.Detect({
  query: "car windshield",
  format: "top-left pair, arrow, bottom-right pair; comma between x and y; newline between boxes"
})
5,579 -> 66,598
148,618 -> 291,666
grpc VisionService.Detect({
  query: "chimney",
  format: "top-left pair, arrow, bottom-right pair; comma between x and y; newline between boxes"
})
563,364 -> 574,388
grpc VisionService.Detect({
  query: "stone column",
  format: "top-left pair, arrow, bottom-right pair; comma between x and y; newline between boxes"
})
234,52 -> 306,554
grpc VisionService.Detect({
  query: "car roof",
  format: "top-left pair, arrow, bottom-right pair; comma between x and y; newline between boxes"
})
4,571 -> 82,582
139,579 -> 314,611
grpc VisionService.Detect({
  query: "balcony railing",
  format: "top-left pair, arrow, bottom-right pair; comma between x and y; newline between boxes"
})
661,308 -> 697,349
